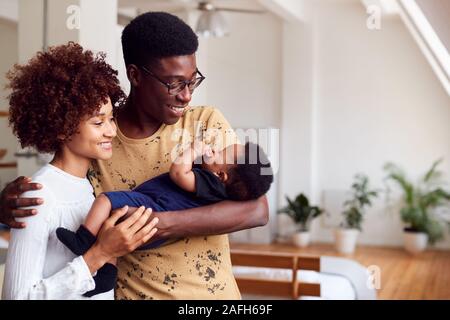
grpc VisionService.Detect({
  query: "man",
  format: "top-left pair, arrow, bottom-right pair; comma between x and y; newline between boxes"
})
0,12 -> 268,299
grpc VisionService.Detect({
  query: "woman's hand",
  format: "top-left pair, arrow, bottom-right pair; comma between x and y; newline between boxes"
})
83,205 -> 158,273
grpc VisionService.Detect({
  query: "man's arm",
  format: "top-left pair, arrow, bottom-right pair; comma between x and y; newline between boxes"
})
150,195 -> 269,240
155,107 -> 270,239
0,176 -> 43,228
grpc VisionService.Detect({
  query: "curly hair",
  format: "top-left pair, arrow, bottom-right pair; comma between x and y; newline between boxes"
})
226,143 -> 274,201
7,42 -> 125,153
121,12 -> 198,67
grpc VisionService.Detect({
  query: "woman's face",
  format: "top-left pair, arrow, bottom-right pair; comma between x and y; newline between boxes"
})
64,98 -> 116,161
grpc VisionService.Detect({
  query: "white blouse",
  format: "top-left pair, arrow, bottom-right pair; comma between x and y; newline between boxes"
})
1,164 -> 113,300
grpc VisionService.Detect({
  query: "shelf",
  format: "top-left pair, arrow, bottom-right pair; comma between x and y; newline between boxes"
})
0,162 -> 17,169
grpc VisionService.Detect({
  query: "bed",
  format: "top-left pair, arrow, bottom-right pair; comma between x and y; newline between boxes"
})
230,249 -> 376,300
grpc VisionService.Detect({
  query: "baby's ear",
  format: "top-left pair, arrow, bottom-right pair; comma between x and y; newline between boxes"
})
217,171 -> 228,183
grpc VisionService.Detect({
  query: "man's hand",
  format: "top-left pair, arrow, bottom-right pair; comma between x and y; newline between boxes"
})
146,195 -> 269,240
0,176 -> 43,228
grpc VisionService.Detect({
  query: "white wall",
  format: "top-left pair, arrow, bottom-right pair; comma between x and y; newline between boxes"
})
200,8 -> 282,129
46,0 -> 78,47
279,19 -> 315,200
0,19 -> 18,189
79,0 -> 118,67
188,2 -> 282,243
0,0 -> 18,22
186,0 -> 450,248
279,0 -> 450,248
258,0 -> 306,21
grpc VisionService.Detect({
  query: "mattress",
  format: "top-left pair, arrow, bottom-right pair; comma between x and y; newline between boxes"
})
232,266 -> 356,300
0,237 -> 7,250
0,263 -> 4,297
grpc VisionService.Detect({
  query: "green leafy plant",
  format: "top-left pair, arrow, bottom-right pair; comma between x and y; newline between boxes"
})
340,174 -> 379,230
384,159 -> 450,244
278,193 -> 323,232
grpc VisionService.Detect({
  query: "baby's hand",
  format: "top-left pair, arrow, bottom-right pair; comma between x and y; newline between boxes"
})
203,144 -> 213,158
192,140 -> 212,158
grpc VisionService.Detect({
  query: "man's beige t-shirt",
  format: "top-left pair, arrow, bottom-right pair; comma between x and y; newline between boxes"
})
89,106 -> 241,300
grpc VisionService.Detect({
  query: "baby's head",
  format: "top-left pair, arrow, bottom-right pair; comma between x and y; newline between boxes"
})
201,142 -> 273,201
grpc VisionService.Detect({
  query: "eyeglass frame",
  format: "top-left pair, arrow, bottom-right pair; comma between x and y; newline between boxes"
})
139,65 -> 206,96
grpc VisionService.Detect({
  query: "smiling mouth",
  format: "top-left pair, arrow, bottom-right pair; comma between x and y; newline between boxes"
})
98,142 -> 112,149
168,105 -> 186,113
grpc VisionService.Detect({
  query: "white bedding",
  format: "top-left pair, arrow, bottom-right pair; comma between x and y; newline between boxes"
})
0,263 -> 4,296
232,266 -> 356,300
0,248 -> 6,298
232,255 -> 376,300
0,237 -> 7,249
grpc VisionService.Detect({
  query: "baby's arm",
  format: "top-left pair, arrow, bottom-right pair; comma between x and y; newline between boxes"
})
83,194 -> 113,236
170,142 -> 208,193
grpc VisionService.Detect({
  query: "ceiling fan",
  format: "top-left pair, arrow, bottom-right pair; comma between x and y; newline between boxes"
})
194,1 -> 266,14
177,1 -> 266,38
118,1 -> 266,38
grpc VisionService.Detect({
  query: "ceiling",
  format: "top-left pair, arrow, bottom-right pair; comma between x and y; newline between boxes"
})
118,0 -> 266,15
415,0 -> 450,53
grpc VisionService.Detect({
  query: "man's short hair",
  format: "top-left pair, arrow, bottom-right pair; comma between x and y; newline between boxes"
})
122,12 -> 199,67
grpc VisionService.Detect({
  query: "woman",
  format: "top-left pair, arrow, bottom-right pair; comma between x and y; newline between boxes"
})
1,42 -> 158,300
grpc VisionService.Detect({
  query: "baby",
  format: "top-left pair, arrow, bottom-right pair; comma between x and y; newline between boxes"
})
56,141 -> 273,295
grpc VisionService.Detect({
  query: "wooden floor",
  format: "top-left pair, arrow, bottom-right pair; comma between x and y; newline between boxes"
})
230,242 -> 450,300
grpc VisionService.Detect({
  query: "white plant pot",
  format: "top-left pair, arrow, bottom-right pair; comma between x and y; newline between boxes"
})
403,231 -> 428,254
292,231 -> 311,248
334,228 -> 359,254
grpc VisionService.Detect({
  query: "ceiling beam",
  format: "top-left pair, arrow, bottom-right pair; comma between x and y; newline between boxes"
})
257,0 -> 305,22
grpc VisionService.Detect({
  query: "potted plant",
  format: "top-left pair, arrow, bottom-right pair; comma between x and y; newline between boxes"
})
278,193 -> 323,247
384,159 -> 450,254
335,174 -> 378,254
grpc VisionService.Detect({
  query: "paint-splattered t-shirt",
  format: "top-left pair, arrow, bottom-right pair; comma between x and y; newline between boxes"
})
89,106 -> 241,300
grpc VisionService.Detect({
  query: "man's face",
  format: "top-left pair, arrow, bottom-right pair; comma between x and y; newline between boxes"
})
135,54 -> 198,125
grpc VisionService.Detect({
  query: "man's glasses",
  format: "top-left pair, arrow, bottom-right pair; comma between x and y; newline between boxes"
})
139,66 -> 205,96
